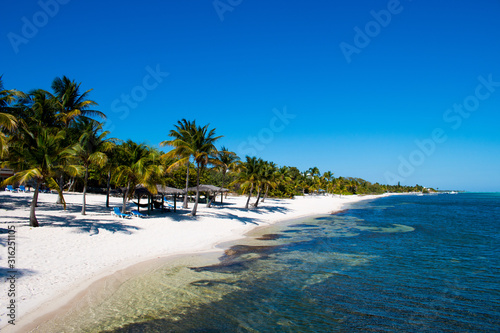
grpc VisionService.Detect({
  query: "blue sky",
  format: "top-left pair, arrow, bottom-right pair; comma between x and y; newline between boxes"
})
1,0 -> 499,191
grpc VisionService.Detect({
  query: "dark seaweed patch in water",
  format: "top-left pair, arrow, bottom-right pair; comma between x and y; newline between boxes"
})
282,229 -> 302,233
255,233 -> 288,240
223,245 -> 278,259
190,245 -> 280,274
288,223 -> 320,228
189,261 -> 248,274
190,280 -> 234,287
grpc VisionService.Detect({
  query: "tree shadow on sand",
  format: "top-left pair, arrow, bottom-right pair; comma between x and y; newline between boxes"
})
39,214 -> 141,235
0,266 -> 36,279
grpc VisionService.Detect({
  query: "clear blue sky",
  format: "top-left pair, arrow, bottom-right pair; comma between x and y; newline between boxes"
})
2,0 -> 499,191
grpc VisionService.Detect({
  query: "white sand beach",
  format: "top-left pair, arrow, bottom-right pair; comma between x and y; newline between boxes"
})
0,191 -> 386,330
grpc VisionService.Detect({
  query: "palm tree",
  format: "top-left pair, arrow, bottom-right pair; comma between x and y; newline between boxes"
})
323,171 -> 335,195
114,140 -> 163,214
254,160 -> 276,207
51,76 -> 105,127
3,125 -> 75,227
0,112 -> 17,158
103,140 -> 120,208
67,118 -> 113,215
213,146 -> 240,203
261,162 -> 278,203
160,119 -> 196,209
233,156 -> 262,209
51,77 -> 105,203
0,77 -> 20,157
188,124 -> 222,216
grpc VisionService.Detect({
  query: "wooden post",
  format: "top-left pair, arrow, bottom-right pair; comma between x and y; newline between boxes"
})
174,194 -> 177,213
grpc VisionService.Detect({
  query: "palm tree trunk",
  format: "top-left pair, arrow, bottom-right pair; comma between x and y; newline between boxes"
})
82,166 -> 88,215
106,169 -> 111,208
56,174 -> 64,204
191,165 -> 201,216
206,192 -> 213,208
30,180 -> 40,227
245,183 -> 254,209
220,173 -> 225,204
183,162 -> 190,208
254,186 -> 262,208
67,177 -> 75,192
122,181 -> 131,214
262,184 -> 269,203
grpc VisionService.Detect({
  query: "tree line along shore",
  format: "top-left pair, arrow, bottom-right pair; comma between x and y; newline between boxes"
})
0,75 -> 432,227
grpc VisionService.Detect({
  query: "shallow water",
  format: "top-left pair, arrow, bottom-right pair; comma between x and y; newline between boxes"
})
34,193 -> 500,332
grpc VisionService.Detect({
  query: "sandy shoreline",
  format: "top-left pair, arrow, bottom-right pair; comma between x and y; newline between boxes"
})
0,191 -> 388,331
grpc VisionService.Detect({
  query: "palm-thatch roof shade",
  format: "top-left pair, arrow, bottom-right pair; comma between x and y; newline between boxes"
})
186,185 -> 229,193
156,185 -> 186,195
132,185 -> 185,196
131,184 -> 184,213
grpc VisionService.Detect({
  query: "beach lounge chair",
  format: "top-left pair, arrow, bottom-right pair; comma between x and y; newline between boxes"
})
19,185 -> 29,192
131,210 -> 146,218
5,185 -> 18,192
112,207 -> 132,219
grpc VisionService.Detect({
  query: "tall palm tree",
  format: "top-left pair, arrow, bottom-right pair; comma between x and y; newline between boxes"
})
114,141 -> 163,214
160,119 -> 196,209
254,160 -> 275,207
233,156 -> 262,209
188,123 -> 222,216
213,146 -> 240,203
3,125 -> 75,227
323,171 -> 335,195
51,77 -> 105,204
261,161 -> 278,203
67,119 -> 114,215
103,140 -> 120,208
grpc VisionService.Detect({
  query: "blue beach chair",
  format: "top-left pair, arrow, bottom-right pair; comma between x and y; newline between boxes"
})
5,185 -> 18,193
112,207 -> 132,219
19,185 -> 29,192
164,199 -> 175,209
131,210 -> 146,218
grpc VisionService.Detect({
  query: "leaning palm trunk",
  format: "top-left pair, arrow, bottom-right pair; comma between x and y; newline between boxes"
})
206,193 -> 214,208
67,177 -> 76,192
82,167 -> 88,215
262,184 -> 269,203
30,180 -> 40,227
254,186 -> 262,208
183,162 -> 190,208
191,166 -> 201,216
245,183 -> 254,209
122,181 -> 131,214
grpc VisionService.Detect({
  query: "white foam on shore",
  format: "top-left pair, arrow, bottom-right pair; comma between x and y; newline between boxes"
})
0,191 -> 387,330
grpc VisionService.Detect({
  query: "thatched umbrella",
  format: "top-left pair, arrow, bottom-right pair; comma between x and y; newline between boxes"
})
186,184 -> 229,207
156,185 -> 185,212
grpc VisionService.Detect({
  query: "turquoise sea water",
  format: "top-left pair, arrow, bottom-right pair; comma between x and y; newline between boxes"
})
36,193 -> 500,332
